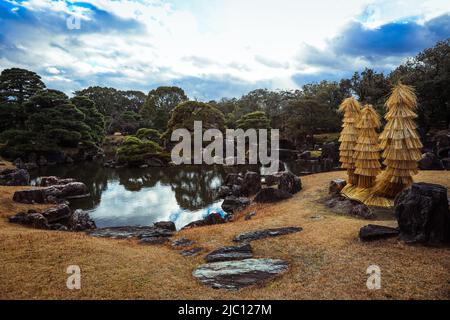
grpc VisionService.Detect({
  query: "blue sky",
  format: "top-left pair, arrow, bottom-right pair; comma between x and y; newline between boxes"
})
0,0 -> 449,100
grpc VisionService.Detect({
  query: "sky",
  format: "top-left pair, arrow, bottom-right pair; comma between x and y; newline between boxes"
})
0,0 -> 449,100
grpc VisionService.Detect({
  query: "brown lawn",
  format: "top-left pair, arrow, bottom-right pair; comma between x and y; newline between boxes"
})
0,170 -> 449,300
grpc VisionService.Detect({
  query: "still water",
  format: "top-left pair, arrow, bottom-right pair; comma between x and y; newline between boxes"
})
32,163 -> 249,230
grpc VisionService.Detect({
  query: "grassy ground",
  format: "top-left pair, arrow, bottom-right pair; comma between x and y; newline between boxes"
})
0,171 -> 449,300
0,156 -> 15,170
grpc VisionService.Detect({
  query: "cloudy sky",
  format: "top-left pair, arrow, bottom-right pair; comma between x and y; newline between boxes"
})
1,0 -> 449,100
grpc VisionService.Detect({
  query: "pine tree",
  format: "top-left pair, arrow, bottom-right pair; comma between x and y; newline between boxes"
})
338,97 -> 362,185
354,105 -> 381,188
374,83 -> 423,197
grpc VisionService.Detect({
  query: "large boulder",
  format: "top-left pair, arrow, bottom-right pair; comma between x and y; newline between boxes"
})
215,185 -> 242,199
9,210 -> 49,229
182,212 -> 226,229
154,221 -> 176,232
0,169 -> 30,186
321,142 -> 339,162
13,182 -> 90,204
88,226 -> 174,239
68,209 -> 96,231
13,188 -> 47,204
221,196 -> 250,214
41,204 -> 72,224
224,173 -> 244,187
278,172 -> 302,195
418,152 -> 444,170
204,244 -> 253,263
359,225 -> 399,242
254,188 -> 292,203
241,171 -> 261,196
395,183 -> 450,245
38,176 -> 76,187
193,259 -> 289,290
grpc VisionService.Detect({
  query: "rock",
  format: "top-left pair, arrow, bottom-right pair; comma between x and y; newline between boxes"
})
182,212 -> 226,229
329,179 -> 347,196
145,157 -> 164,167
359,225 -> 399,242
221,196 -> 250,214
322,142 -> 339,162
349,204 -> 374,219
49,223 -> 69,231
264,174 -> 279,187
172,238 -> 195,248
38,176 -> 76,187
245,211 -> 256,221
68,209 -> 96,231
9,211 -> 49,229
0,169 -> 30,186
181,247 -> 203,257
278,172 -> 302,195
204,244 -> 253,263
215,185 -> 242,199
13,182 -> 90,204
225,173 -> 244,187
254,188 -> 292,203
233,227 -> 302,243
41,204 -> 72,223
418,152 -> 444,170
395,183 -> 450,245
193,258 -> 289,290
139,237 -> 169,245
37,156 -> 48,166
241,171 -> 261,196
154,221 -> 176,231
87,226 -> 174,239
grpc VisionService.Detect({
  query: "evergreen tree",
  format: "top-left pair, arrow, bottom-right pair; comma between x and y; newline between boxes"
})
70,96 -> 106,145
338,97 -> 362,185
354,105 -> 381,188
0,68 -> 45,104
374,83 -> 423,197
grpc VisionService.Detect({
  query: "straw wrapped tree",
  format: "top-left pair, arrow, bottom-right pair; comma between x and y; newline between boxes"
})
374,83 -> 423,197
354,105 -> 381,188
338,97 -> 362,185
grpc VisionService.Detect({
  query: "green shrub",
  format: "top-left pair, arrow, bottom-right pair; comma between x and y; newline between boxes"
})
117,137 -> 163,165
135,128 -> 161,143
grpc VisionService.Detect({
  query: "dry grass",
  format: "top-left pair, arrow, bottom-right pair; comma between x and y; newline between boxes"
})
0,171 -> 449,300
0,156 -> 15,170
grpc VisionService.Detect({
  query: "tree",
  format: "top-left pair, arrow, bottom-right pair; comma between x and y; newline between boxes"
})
374,83 -> 423,198
116,136 -> 163,165
390,39 -> 450,129
140,86 -> 188,132
236,111 -> 271,131
338,97 -> 362,185
135,128 -> 162,144
0,68 -> 45,104
164,101 -> 226,136
70,96 -> 106,145
354,105 -> 381,188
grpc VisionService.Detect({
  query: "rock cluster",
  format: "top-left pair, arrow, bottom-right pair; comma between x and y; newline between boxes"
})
0,168 -> 30,186
13,182 -> 90,204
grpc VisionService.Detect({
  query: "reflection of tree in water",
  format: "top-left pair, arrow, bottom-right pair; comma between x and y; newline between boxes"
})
160,165 -> 226,211
115,167 -> 163,191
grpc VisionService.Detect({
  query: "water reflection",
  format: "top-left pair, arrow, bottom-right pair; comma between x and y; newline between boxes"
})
32,164 -> 228,229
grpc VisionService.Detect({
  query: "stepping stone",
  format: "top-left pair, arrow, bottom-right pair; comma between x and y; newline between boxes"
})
193,258 -> 289,290
172,238 -> 195,248
204,244 -> 253,263
244,211 -> 256,221
180,247 -> 203,257
87,226 -> 174,239
359,225 -> 399,242
139,237 -> 169,245
233,227 -> 302,243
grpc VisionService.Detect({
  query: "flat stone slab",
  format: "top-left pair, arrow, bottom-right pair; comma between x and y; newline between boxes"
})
87,226 -> 174,239
139,237 -> 170,245
172,238 -> 195,248
359,225 -> 399,242
204,244 -> 253,263
181,247 -> 203,257
233,227 -> 302,243
193,258 -> 289,290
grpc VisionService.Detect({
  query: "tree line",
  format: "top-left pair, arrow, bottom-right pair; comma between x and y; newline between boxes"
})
0,39 -> 448,160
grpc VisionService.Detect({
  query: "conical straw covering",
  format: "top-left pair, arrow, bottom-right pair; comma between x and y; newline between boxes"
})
354,105 -> 381,188
338,97 -> 361,185
374,83 -> 423,197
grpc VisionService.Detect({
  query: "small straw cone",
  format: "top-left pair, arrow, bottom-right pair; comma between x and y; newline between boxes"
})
373,83 -> 423,198
338,97 -> 362,185
354,105 -> 381,188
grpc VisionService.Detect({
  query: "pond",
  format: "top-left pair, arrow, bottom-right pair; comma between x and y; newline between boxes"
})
31,163 -> 250,230
31,160 -> 337,230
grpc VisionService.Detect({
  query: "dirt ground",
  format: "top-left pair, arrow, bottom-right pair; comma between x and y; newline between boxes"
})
0,170 -> 449,300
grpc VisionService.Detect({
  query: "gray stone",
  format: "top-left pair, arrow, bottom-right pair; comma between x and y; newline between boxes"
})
140,237 -> 169,245
68,209 -> 96,231
244,211 -> 257,221
329,179 -> 347,196
204,244 -> 253,263
349,204 -> 374,219
233,227 -> 302,243
182,212 -> 226,229
154,221 -> 176,231
181,247 -> 203,257
193,258 -> 289,290
9,211 -> 49,229
41,204 -> 72,223
172,238 -> 195,248
221,196 -> 250,214
0,169 -> 30,186
359,225 -> 399,242
278,172 -> 302,195
87,226 -> 174,239
241,171 -> 261,196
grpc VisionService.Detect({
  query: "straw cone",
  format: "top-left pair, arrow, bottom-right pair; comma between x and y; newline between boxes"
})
374,83 -> 423,198
338,97 -> 362,185
354,105 -> 381,188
